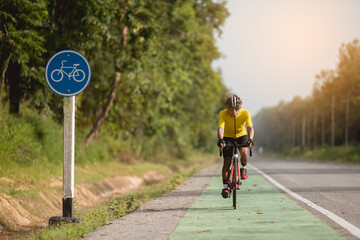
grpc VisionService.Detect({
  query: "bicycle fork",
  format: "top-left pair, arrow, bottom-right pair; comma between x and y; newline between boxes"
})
228,160 -> 241,196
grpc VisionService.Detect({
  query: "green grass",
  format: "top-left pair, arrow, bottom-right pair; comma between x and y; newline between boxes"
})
0,103 -> 217,238
0,103 -> 200,194
266,145 -> 360,163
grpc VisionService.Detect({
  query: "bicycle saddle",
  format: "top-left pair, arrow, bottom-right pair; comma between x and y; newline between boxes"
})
73,64 -> 80,66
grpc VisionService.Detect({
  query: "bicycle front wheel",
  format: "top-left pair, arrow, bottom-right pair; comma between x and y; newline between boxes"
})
233,160 -> 237,209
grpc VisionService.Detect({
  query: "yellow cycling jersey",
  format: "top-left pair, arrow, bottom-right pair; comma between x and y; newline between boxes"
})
218,109 -> 253,138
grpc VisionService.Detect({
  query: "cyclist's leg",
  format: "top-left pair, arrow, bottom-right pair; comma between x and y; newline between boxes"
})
221,157 -> 231,198
237,135 -> 249,179
222,137 -> 234,184
221,142 -> 233,198
239,148 -> 249,179
222,156 -> 231,184
236,135 -> 249,166
239,147 -> 248,166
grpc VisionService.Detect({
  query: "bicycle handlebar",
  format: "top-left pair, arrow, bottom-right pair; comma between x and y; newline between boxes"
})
219,142 -> 253,157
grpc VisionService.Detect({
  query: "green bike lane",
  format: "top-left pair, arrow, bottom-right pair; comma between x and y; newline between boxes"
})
170,167 -> 344,240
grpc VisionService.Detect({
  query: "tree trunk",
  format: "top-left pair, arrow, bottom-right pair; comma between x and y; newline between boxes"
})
7,61 -> 21,115
298,118 -> 301,146
84,72 -> 121,146
54,0 -> 70,38
0,47 -> 12,96
331,96 -> 335,147
345,93 -> 350,147
291,118 -> 296,147
307,117 -> 311,148
84,23 -> 128,146
0,24 -> 15,99
313,107 -> 317,149
301,115 -> 306,147
321,109 -> 325,146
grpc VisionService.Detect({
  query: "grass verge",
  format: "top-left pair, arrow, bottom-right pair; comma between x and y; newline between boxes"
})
264,145 -> 360,163
25,158 -> 215,240
0,102 -> 220,238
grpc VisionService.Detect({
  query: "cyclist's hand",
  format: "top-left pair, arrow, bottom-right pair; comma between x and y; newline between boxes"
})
246,139 -> 255,149
217,139 -> 226,148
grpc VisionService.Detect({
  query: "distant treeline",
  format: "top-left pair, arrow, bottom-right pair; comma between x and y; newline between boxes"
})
0,0 -> 230,154
254,39 -> 360,151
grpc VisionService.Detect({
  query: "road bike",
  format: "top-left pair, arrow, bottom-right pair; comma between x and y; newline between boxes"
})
220,142 -> 252,209
51,60 -> 85,82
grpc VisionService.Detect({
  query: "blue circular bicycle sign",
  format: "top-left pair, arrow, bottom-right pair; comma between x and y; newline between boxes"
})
45,50 -> 91,96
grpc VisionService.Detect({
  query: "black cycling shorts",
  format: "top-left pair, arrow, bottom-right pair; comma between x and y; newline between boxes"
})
223,135 -> 248,158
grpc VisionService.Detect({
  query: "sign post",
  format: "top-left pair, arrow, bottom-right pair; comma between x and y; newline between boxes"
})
45,50 -> 91,225
62,96 -> 75,219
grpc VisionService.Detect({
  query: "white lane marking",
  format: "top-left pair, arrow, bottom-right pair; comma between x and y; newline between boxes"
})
249,163 -> 360,239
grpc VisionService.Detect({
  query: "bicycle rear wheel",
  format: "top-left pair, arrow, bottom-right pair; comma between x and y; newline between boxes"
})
232,160 -> 237,209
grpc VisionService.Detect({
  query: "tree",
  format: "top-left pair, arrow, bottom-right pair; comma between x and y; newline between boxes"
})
336,40 -> 360,146
1,0 -> 230,155
0,0 -> 47,113
254,39 -> 360,151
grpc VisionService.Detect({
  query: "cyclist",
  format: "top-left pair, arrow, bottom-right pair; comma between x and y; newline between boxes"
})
217,95 -> 254,198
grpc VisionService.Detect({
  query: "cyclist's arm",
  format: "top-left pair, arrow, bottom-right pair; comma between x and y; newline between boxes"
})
247,126 -> 254,140
218,127 -> 224,140
217,128 -> 226,148
247,126 -> 254,149
217,111 -> 226,148
245,110 -> 254,141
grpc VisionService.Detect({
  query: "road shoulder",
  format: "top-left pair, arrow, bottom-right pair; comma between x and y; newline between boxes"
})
82,163 -> 220,240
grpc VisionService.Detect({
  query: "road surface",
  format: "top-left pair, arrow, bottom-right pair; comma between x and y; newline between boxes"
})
83,156 -> 360,240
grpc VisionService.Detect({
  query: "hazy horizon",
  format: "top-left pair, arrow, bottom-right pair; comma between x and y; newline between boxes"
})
212,0 -> 360,115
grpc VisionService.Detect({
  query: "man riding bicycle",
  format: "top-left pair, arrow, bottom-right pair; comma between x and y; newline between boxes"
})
217,95 -> 254,198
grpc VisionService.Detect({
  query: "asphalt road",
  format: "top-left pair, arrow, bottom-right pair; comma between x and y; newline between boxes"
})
250,156 -> 360,240
82,156 -> 360,240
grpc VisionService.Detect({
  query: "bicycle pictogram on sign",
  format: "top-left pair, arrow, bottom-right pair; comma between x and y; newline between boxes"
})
51,60 -> 86,82
45,50 -> 91,97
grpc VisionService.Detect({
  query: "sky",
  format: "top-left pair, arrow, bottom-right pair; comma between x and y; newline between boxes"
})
212,0 -> 360,115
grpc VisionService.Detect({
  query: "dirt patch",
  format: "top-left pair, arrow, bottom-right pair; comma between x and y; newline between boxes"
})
0,193 -> 41,230
0,178 -> 14,188
75,176 -> 143,208
143,170 -> 166,184
0,172 -> 165,233
49,178 -> 62,188
38,191 -> 62,212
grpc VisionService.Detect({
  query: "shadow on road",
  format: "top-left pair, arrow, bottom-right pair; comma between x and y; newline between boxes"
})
136,207 -> 232,214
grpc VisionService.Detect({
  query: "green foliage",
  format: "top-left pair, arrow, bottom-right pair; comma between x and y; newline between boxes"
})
268,145 -> 360,163
1,0 -> 229,164
0,103 -> 127,185
0,0 -> 49,112
0,103 -> 61,166
170,173 -> 183,187
126,194 -> 137,211
0,0 -> 47,63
